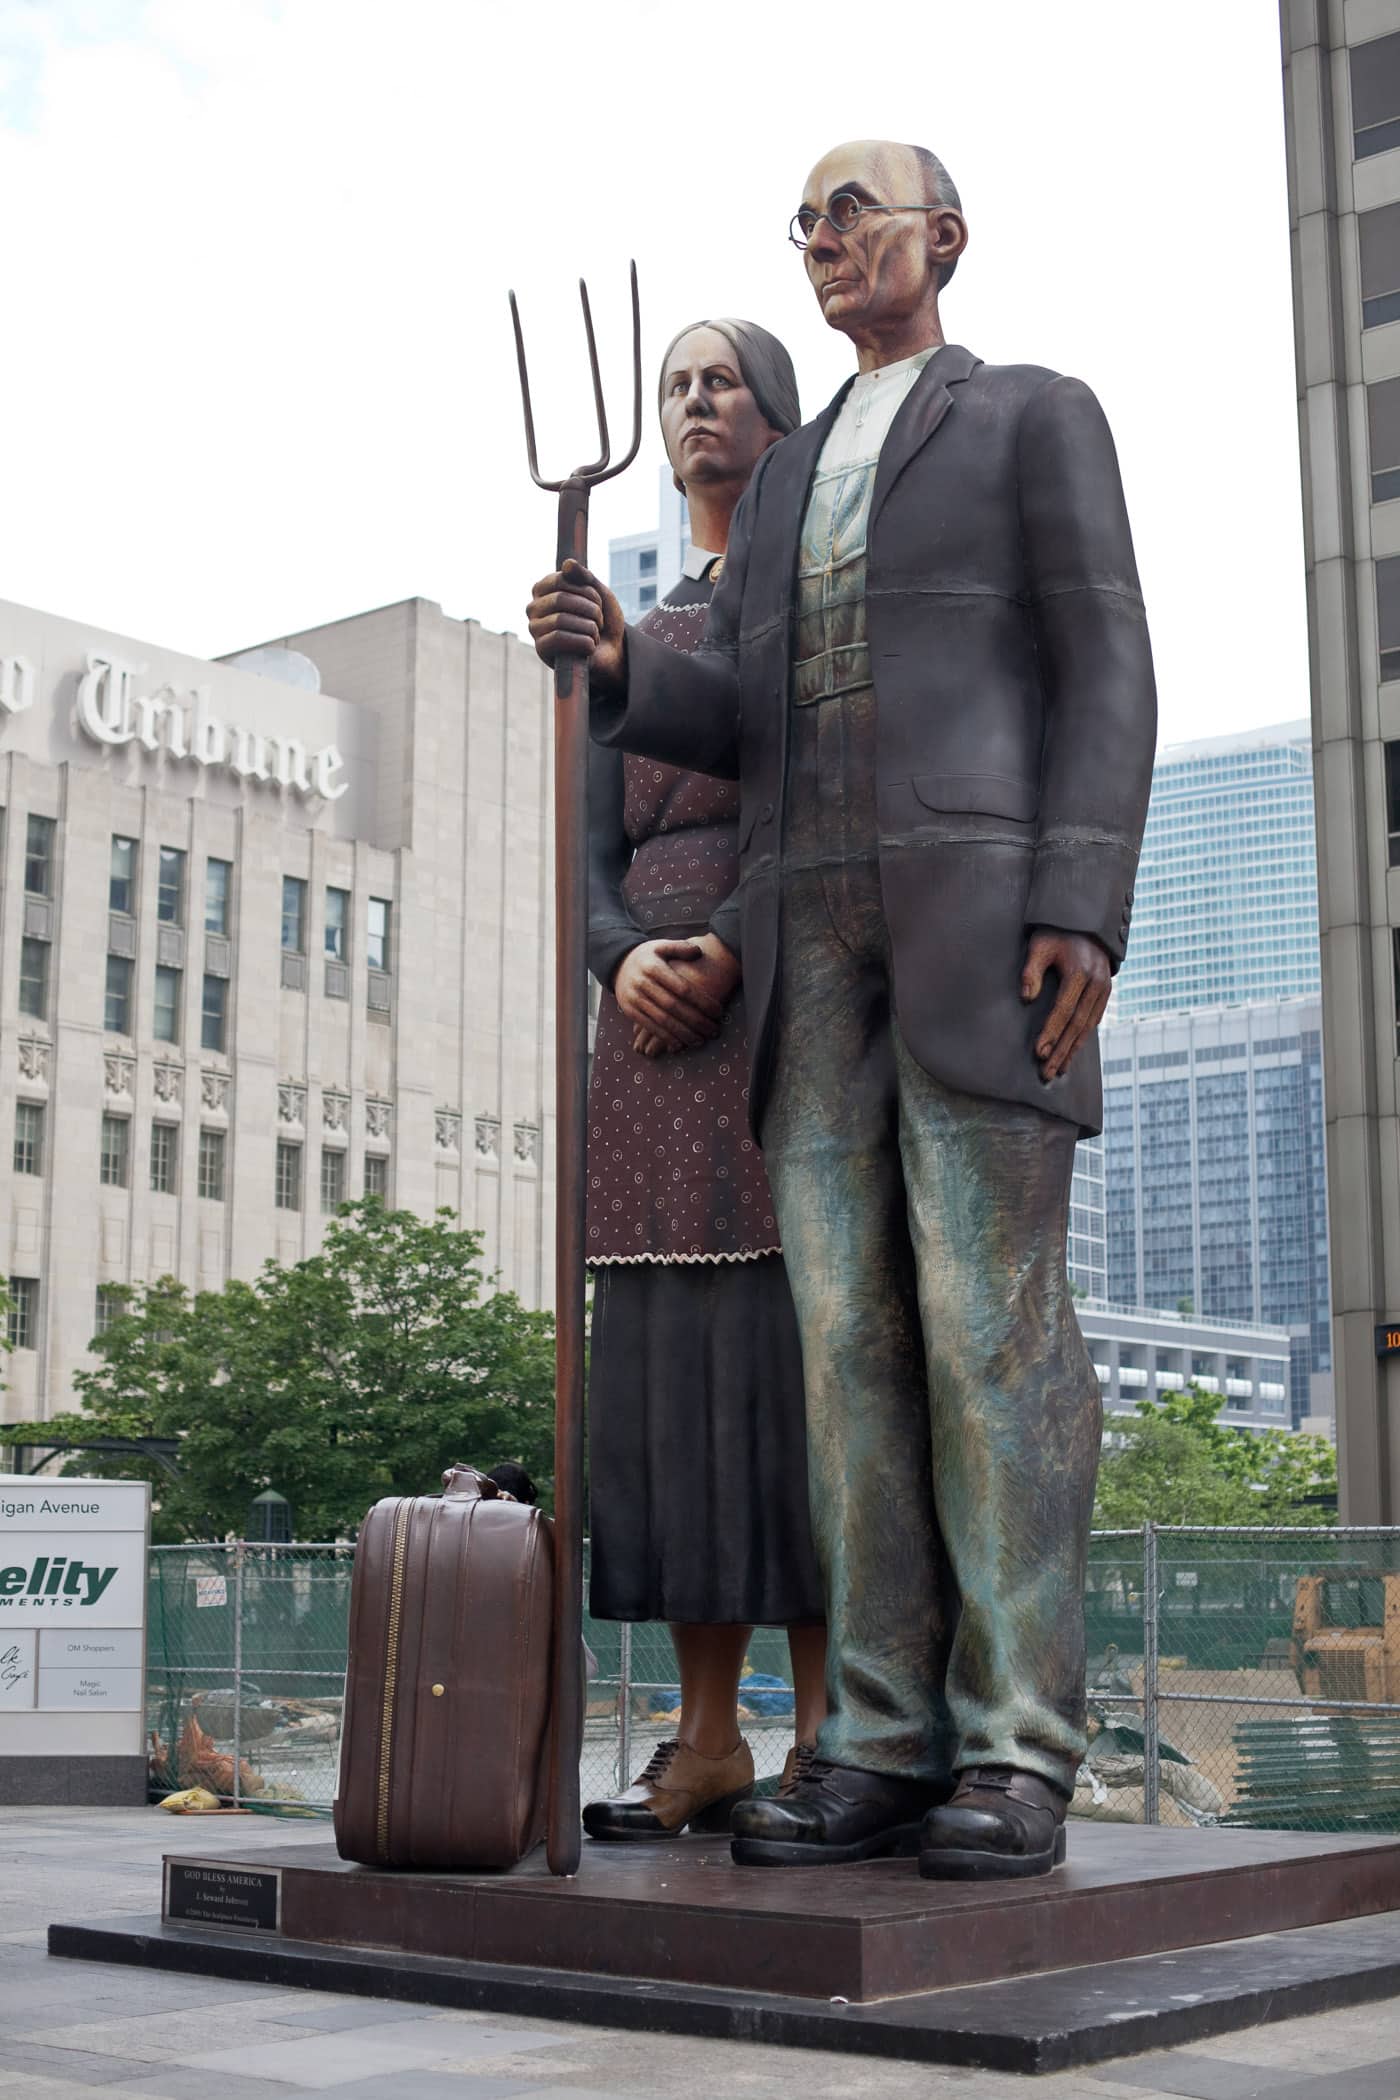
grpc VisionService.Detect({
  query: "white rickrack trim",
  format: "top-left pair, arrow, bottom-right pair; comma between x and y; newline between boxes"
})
587,1245 -> 782,1267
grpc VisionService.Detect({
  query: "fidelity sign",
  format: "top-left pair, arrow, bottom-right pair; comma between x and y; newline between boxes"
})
0,1479 -> 148,1725
0,648 -> 348,801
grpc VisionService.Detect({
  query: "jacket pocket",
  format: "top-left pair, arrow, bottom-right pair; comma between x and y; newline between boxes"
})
911,772 -> 1038,823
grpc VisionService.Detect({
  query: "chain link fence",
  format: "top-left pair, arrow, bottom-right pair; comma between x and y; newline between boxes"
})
148,1527 -> 1400,1835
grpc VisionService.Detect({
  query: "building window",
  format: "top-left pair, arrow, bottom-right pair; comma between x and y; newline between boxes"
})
205,857 -> 232,935
25,814 -> 55,896
1354,32 -> 1400,162
325,886 -> 349,960
198,1128 -> 226,1201
638,584 -> 656,609
1387,742 -> 1400,869
1381,558 -> 1400,685
1370,379 -> 1400,506
367,897 -> 391,972
150,1121 -> 177,1194
281,876 -> 307,954
639,547 -> 657,575
7,1276 -> 37,1350
320,1147 -> 346,1214
13,1101 -> 43,1176
157,846 -> 186,925
19,937 -> 48,1020
100,1113 -> 130,1188
1361,200 -> 1400,330
154,965 -> 181,1043
109,835 -> 137,915
364,1153 -> 388,1199
94,1285 -> 122,1337
201,973 -> 227,1052
105,954 -> 133,1034
275,1139 -> 302,1211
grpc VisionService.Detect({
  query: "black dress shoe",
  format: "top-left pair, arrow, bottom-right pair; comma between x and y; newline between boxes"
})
730,1757 -> 950,1867
918,1765 -> 1069,1880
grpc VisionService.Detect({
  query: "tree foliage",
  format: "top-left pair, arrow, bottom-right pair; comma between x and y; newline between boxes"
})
3,1201 -> 555,1542
1093,1384 -> 1337,1529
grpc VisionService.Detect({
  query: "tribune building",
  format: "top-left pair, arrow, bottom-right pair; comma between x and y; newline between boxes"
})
0,595 -> 555,1427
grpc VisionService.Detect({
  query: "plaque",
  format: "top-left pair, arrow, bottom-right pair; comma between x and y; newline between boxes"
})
165,1860 -> 281,1933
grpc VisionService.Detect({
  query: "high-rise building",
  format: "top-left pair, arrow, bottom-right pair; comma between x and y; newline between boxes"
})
1280,1 -> 1400,1512
1100,1000 -> 1332,1427
1109,723 -> 1320,1021
0,594 -> 555,1428
608,468 -> 689,622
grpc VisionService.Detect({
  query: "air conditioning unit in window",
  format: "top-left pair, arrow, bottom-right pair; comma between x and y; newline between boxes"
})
107,912 -> 135,957
205,934 -> 231,978
324,961 -> 349,1001
157,925 -> 185,968
280,952 -> 307,991
367,970 -> 392,1014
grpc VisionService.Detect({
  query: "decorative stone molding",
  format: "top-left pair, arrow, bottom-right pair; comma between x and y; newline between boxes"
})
104,1053 -> 135,1097
153,1062 -> 182,1104
201,1068 -> 230,1112
18,1037 -> 49,1083
513,1120 -> 540,1165
366,1099 -> 392,1140
278,1083 -> 307,1125
323,1090 -> 350,1132
435,1108 -> 462,1153
474,1115 -> 500,1160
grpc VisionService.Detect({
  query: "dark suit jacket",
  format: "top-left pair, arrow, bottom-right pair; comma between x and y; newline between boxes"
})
592,346 -> 1157,1137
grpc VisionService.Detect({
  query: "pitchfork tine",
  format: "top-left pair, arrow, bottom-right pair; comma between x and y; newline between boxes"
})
574,278 -> 611,479
507,289 -> 552,492
506,261 -> 642,495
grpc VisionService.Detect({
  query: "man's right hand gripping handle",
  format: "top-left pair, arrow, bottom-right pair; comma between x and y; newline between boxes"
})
526,559 -> 627,696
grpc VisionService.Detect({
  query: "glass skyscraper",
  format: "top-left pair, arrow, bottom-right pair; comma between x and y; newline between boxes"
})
1100,1001 -> 1331,1427
1109,723 -> 1320,1021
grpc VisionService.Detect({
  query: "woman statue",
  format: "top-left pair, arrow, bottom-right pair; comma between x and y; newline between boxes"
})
582,318 -> 826,1840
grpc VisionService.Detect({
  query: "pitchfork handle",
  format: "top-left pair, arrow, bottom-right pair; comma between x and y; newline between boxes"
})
546,476 -> 591,1876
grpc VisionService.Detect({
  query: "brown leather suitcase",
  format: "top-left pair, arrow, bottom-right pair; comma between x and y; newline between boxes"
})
333,1466 -> 554,1870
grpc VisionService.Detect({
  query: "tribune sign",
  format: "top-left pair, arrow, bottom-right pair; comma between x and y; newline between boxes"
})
0,1478 -> 149,1799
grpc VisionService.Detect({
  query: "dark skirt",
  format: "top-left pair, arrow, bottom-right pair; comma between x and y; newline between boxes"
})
587,1254 -> 825,1626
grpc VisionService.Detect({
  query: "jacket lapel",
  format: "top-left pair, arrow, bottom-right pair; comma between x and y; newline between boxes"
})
870,342 -> 980,530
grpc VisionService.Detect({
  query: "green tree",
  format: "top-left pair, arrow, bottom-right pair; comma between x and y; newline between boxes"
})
4,1202 -> 555,1542
1094,1384 -> 1337,1529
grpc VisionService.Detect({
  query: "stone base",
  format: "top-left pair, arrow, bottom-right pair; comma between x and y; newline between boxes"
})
46,1823 -> 1400,2075
2,1755 -> 146,1806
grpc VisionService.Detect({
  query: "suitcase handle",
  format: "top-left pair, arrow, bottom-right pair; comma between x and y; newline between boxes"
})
440,1466 -> 502,1501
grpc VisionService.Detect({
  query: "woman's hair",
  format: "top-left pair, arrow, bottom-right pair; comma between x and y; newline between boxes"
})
657,318 -> 801,441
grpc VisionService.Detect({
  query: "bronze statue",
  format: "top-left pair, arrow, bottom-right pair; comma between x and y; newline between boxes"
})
528,138 -> 1157,1881
582,319 -> 826,1842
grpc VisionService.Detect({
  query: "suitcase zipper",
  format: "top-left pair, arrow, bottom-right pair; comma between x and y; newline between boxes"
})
375,1500 -> 412,1862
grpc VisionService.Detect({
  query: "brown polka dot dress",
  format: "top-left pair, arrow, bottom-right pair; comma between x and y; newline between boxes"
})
586,569 -> 823,1627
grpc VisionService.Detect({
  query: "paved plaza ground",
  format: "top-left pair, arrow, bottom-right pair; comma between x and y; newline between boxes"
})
5,1807 -> 1400,2099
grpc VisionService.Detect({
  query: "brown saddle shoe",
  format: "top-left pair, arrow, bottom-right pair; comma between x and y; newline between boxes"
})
583,1736 -> 755,1842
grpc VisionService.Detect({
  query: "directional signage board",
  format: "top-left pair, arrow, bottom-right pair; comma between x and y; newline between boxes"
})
0,1478 -> 149,1794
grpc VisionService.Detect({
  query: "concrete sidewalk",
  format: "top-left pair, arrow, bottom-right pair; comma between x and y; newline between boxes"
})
6,1806 -> 1400,2099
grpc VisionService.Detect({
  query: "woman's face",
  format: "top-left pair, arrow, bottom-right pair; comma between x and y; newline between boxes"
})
660,326 -> 780,494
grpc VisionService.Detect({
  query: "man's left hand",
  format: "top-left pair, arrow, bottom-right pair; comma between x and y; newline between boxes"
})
1021,928 -> 1112,1081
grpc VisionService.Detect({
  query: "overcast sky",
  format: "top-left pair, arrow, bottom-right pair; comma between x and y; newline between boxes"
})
1,1 -> 1304,752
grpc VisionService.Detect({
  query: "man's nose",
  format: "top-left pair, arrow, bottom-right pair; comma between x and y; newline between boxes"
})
806,215 -> 843,261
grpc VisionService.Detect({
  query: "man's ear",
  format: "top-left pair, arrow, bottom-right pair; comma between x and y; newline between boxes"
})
929,208 -> 968,279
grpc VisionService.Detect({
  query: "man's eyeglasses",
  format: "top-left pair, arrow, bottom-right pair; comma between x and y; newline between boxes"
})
788,191 -> 931,251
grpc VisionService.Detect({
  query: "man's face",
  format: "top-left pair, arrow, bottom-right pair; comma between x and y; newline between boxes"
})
798,140 -> 938,338
659,326 -> 779,490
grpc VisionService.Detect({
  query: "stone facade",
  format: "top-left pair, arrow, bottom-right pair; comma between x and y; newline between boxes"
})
1280,0 -> 1400,1515
0,595 -> 554,1424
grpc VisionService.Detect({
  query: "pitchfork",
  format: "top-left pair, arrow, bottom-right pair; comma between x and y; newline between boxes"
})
508,263 -> 642,1876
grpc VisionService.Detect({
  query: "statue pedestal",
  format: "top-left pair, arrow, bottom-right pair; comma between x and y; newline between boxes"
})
50,1824 -> 1400,2075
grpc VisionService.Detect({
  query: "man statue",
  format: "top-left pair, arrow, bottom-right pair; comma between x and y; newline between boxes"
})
527,139 -> 1156,1881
